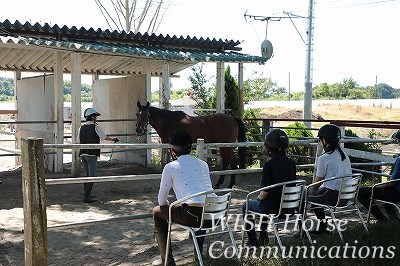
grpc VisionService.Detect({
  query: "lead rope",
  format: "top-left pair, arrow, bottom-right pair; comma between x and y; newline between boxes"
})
107,136 -> 143,162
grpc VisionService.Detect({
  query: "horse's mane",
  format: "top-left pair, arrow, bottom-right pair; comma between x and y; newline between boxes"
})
149,106 -> 187,120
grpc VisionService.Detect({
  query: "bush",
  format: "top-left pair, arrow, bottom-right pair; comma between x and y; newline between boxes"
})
285,122 -> 314,166
243,108 -> 263,168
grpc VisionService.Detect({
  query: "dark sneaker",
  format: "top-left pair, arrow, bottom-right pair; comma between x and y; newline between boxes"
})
258,235 -> 269,246
83,195 -> 98,203
245,238 -> 260,247
311,221 -> 327,235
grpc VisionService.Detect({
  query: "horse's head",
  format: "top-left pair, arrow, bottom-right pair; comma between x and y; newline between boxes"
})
136,101 -> 151,136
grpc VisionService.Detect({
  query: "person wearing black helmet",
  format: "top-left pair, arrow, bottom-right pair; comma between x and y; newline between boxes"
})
307,123 -> 352,234
357,130 -> 400,221
78,107 -> 119,203
241,129 -> 297,247
152,129 -> 213,266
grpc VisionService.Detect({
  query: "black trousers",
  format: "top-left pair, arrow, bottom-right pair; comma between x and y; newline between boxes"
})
305,188 -> 341,220
153,204 -> 204,265
358,186 -> 400,221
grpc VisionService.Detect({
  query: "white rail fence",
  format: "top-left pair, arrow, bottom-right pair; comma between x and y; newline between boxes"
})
12,137 -> 399,265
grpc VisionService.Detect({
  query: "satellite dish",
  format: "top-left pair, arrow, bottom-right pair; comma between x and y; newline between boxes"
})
261,39 -> 273,60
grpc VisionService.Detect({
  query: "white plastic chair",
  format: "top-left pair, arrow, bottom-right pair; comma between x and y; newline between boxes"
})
241,179 -> 306,251
367,179 -> 400,223
303,173 -> 369,243
164,188 -> 236,266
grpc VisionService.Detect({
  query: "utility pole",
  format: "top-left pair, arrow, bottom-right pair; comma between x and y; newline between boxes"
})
304,0 -> 315,128
245,3 -> 315,124
288,72 -> 291,101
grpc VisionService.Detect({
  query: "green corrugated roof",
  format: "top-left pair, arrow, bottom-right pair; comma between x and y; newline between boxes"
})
0,20 -> 267,64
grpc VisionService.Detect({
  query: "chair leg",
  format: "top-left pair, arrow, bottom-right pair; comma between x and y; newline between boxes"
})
190,230 -> 204,266
303,202 -> 314,245
164,223 -> 173,266
329,210 -> 344,242
271,220 -> 283,251
356,206 -> 369,234
367,199 -> 374,224
227,229 -> 238,258
241,226 -> 246,247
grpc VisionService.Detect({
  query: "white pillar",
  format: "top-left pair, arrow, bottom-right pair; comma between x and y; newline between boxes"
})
13,71 -> 21,166
159,61 -> 171,110
145,60 -> 152,165
54,51 -> 64,172
238,63 -> 244,117
216,62 -> 225,113
71,53 -> 82,177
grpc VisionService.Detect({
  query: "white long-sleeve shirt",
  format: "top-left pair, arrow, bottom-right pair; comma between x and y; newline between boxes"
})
158,154 -> 213,206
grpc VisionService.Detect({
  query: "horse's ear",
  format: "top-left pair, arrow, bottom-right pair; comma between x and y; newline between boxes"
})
137,101 -> 141,108
146,101 -> 150,108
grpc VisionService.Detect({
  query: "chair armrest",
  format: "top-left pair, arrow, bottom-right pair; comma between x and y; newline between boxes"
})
244,180 -> 306,212
304,173 -> 362,197
372,179 -> 400,190
167,188 -> 233,222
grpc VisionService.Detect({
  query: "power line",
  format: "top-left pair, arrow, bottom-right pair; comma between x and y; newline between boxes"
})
316,0 -> 398,11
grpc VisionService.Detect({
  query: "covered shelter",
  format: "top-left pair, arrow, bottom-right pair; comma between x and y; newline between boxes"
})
0,19 -> 267,175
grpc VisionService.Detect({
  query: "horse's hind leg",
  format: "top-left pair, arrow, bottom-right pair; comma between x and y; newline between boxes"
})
227,151 -> 238,188
213,148 -> 230,189
214,148 -> 236,188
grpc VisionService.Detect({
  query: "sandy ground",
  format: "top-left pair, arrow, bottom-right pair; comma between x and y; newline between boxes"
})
1,129 -> 395,266
0,136 -> 259,266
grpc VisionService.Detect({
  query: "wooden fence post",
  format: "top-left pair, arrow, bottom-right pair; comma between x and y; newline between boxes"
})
22,138 -> 48,266
196,138 -> 205,161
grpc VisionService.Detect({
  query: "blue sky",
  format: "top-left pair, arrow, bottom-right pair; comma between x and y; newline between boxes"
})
1,0 -> 399,92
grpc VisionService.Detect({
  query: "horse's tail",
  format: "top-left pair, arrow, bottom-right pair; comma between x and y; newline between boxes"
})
235,117 -> 247,169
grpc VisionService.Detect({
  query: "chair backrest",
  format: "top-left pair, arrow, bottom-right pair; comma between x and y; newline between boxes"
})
336,173 -> 363,206
201,188 -> 233,229
278,180 -> 306,217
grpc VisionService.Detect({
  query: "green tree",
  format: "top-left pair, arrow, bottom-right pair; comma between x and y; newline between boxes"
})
243,76 -> 284,102
376,83 -> 396,99
0,77 -> 14,99
188,63 -> 215,113
224,65 -> 239,117
63,80 -> 92,102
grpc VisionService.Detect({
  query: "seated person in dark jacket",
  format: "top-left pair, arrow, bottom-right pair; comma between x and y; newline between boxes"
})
242,129 -> 297,246
358,130 -> 400,221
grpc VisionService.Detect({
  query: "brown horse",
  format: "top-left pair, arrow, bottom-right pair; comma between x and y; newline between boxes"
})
135,101 -> 246,188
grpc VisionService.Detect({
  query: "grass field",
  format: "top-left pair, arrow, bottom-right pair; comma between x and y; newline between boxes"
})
259,103 -> 400,139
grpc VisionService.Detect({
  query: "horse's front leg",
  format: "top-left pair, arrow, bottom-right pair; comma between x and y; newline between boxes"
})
227,156 -> 238,188
214,148 -> 234,189
214,175 -> 224,189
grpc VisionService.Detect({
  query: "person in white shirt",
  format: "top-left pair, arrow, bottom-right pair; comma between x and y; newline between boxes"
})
307,124 -> 352,234
152,129 -> 213,266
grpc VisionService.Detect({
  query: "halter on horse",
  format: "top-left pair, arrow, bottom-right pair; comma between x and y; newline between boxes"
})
135,101 -> 246,188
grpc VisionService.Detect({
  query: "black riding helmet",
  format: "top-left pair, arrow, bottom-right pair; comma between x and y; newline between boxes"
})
392,130 -> 400,140
264,129 -> 289,150
318,124 -> 341,142
169,129 -> 193,152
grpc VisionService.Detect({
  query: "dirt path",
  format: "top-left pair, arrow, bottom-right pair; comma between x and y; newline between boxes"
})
0,159 -> 260,266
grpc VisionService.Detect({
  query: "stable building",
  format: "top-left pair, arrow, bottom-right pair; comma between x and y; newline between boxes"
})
0,19 -> 268,175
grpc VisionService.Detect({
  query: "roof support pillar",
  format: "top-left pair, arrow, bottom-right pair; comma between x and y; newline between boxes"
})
145,60 -> 152,166
159,61 -> 170,110
216,62 -> 225,113
54,51 -> 64,172
13,71 -> 21,166
238,63 -> 244,118
71,52 -> 82,177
